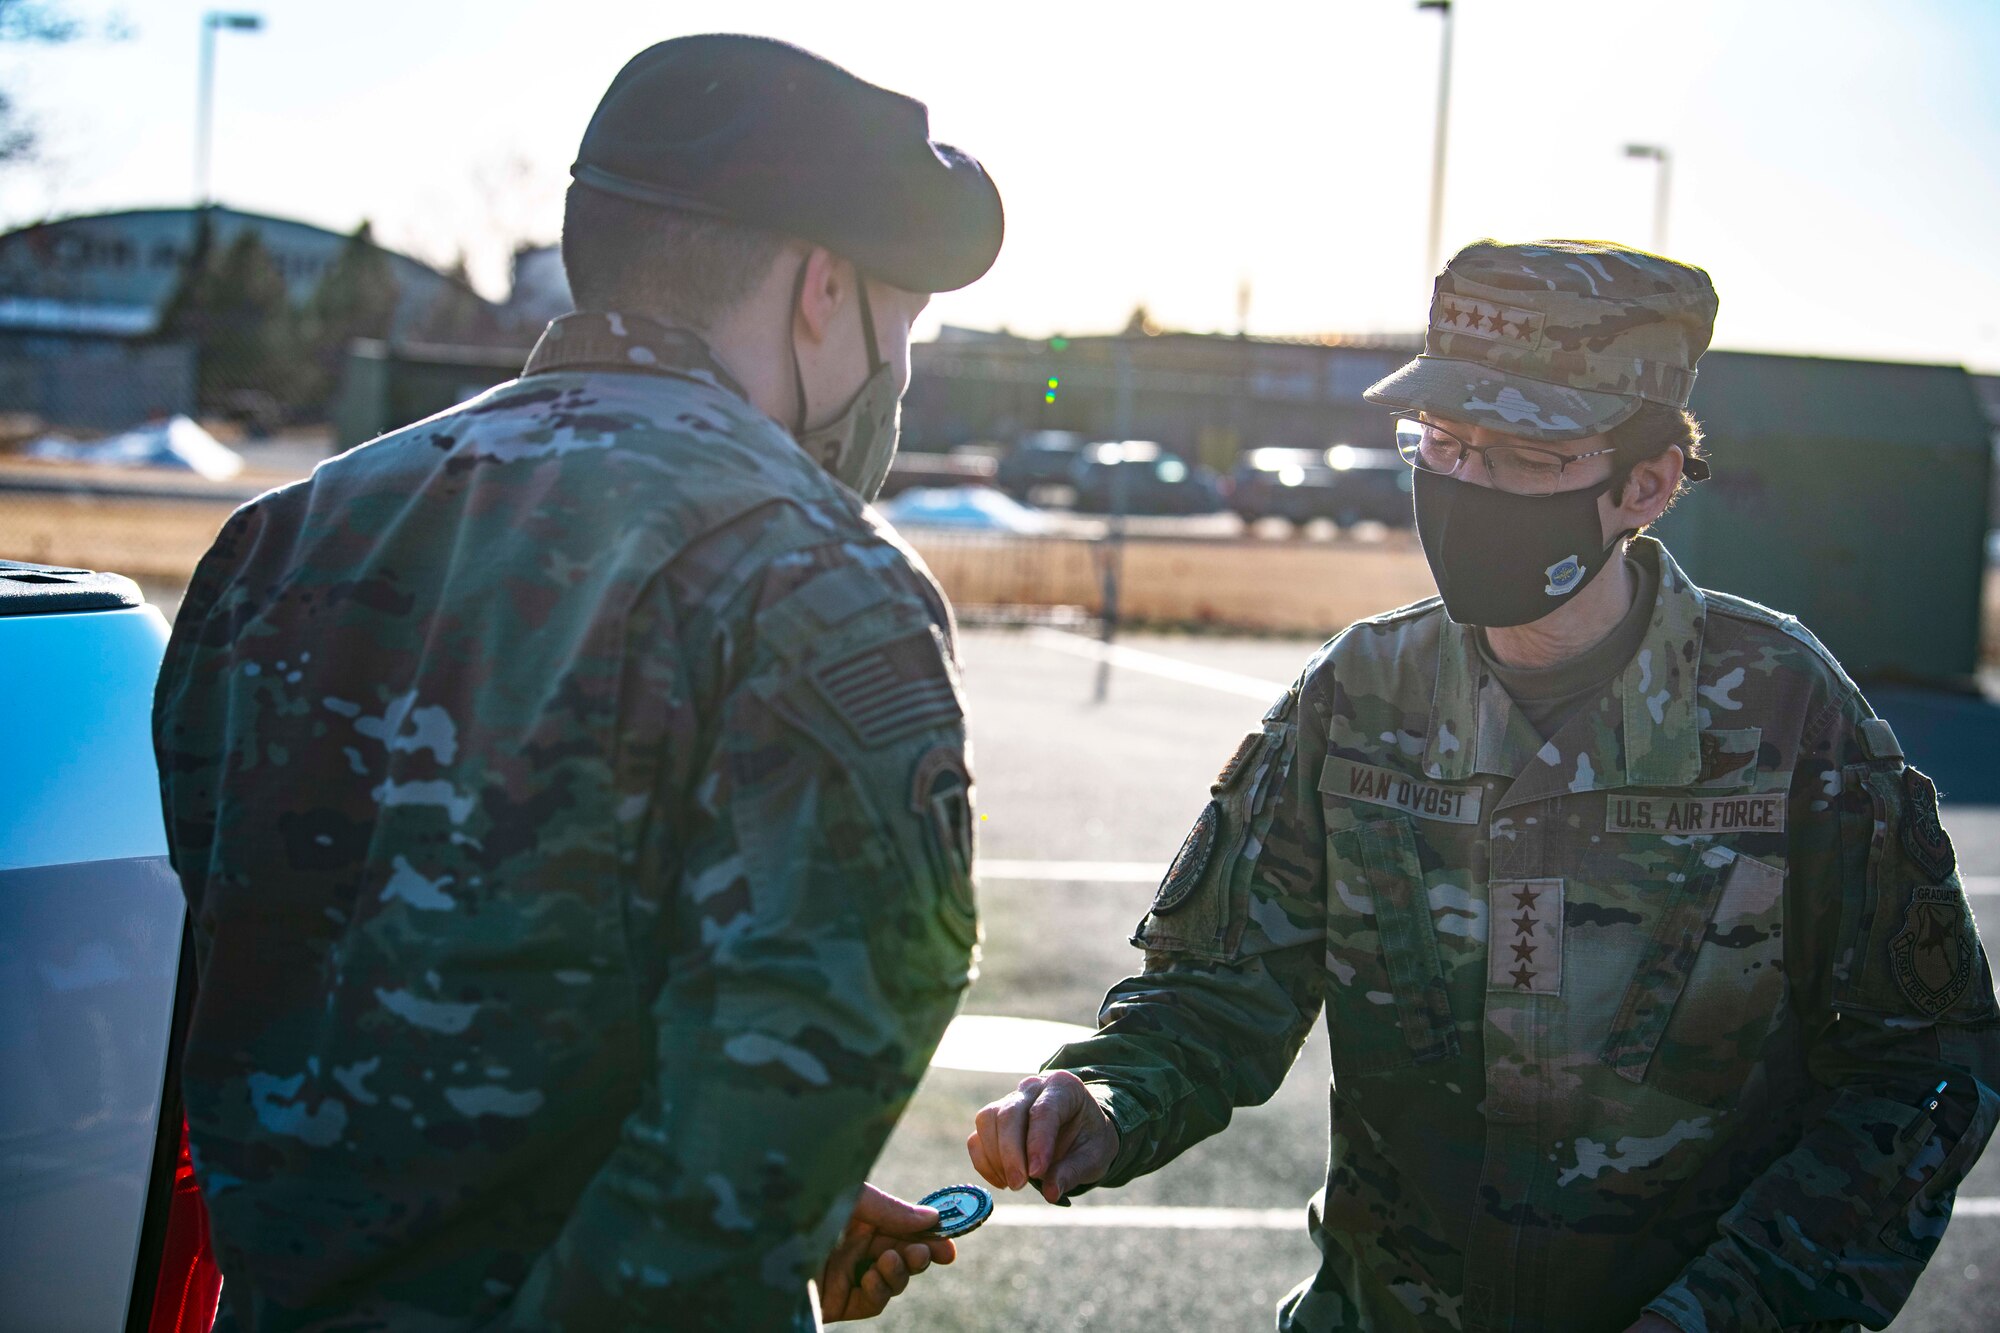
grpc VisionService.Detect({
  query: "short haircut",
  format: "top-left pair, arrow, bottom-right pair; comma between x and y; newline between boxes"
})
560,184 -> 790,328
1609,400 -> 1707,519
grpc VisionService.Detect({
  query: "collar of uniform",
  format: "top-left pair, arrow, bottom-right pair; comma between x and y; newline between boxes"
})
523,310 -> 752,403
1420,535 -> 1706,794
1616,537 -> 1706,788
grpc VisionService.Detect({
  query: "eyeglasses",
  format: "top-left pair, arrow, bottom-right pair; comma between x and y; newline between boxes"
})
1392,413 -> 1619,498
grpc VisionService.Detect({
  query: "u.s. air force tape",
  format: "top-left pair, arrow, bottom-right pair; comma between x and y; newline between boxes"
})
1605,793 -> 1785,834
920,1184 -> 994,1239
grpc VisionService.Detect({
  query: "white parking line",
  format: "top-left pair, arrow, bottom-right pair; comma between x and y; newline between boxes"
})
989,1205 -> 1299,1230
1026,627 -> 1287,702
931,1015 -> 1096,1073
981,860 -> 1163,883
980,863 -> 2000,896
987,1200 -> 2000,1229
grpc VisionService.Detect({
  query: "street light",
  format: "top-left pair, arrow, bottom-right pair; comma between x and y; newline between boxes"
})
195,11 -> 264,206
1418,0 -> 1453,275
1623,143 -> 1672,253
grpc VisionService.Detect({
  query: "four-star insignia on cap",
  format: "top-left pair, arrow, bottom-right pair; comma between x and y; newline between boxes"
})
1435,296 -> 1542,346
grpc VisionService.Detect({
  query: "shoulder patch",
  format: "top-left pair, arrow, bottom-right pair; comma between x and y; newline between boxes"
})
1890,883 -> 1976,1017
910,741 -> 976,893
1901,768 -> 1956,881
1152,801 -> 1220,915
811,624 -> 963,748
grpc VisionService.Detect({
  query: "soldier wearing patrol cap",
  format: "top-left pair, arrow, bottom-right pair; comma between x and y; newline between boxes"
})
971,239 -> 2000,1331
156,34 -> 1000,1330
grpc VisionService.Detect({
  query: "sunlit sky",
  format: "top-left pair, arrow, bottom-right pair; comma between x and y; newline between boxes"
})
5,0 -> 1997,370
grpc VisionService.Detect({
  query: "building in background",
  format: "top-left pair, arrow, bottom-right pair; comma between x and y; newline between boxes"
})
500,243 -> 572,333
0,207 -> 512,432
902,325 -> 1423,471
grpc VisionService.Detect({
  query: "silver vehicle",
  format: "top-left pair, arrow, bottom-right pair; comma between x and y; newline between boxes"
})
1,559 -> 219,1332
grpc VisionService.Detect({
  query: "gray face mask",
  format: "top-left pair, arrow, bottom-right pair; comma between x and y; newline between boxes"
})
790,256 -> 902,502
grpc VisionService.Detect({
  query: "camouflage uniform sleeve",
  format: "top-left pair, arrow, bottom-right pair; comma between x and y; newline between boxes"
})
505,509 -> 977,1330
1645,693 -> 2000,1332
153,499 -> 265,934
1042,658 -> 1330,1190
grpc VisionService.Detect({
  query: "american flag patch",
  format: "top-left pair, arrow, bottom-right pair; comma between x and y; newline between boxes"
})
811,625 -> 963,749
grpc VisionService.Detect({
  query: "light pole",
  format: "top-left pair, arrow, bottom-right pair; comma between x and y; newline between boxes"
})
1419,0 -> 1453,275
195,11 -> 264,206
1624,143 -> 1672,253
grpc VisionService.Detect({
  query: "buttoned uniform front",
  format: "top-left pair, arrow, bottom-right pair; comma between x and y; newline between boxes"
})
154,312 -> 978,1331
1045,536 -> 2000,1332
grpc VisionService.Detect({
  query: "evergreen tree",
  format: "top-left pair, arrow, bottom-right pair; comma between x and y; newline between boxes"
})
157,217 -> 306,417
310,221 -> 399,346
410,252 -> 500,346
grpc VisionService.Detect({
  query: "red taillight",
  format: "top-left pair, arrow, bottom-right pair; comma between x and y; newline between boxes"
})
148,1119 -> 222,1333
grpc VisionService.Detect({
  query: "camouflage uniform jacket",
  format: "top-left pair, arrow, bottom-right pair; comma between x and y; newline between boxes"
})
1047,536 -> 1999,1332
154,312 -> 979,1331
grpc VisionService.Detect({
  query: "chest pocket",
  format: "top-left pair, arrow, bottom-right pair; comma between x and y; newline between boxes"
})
1600,845 -> 1787,1107
1324,817 -> 1459,1076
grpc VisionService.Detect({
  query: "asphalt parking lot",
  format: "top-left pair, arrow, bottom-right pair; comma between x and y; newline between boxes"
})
869,627 -> 2000,1333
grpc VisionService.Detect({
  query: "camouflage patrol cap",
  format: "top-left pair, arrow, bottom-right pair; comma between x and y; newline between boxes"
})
1365,239 -> 1719,442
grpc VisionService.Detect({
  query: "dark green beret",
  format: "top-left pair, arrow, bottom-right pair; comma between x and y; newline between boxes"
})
571,33 -> 1004,293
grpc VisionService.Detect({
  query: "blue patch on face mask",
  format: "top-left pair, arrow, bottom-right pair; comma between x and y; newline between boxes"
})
1544,555 -> 1586,596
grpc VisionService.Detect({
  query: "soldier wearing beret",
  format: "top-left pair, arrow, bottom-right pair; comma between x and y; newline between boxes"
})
972,239 -> 2000,1331
155,34 -> 1001,1330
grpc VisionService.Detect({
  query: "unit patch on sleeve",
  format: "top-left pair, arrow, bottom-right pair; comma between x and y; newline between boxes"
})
1890,883 -> 1975,1016
1605,794 -> 1786,835
1152,800 -> 1220,916
1319,757 -> 1482,825
1900,768 -> 1956,881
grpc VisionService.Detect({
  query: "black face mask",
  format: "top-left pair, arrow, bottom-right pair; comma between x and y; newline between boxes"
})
1412,468 -> 1625,628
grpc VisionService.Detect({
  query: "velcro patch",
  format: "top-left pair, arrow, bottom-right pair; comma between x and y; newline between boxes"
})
1696,728 -> 1762,789
1214,731 -> 1264,792
1152,801 -> 1220,916
811,625 -> 962,749
1433,294 -> 1544,348
1320,757 -> 1482,825
1901,768 -> 1956,881
1605,794 -> 1786,834
1489,879 -> 1563,995
1890,883 -> 1975,1016
910,743 -> 974,882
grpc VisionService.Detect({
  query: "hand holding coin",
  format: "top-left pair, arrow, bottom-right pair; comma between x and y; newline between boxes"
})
818,1183 -> 960,1323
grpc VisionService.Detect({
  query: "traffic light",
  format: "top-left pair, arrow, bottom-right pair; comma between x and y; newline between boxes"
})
1045,376 -> 1059,405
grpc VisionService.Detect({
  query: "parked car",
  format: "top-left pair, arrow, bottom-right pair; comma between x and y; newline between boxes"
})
877,485 -> 1052,533
1229,443 -> 1413,528
995,429 -> 1086,501
1,559 -> 221,1331
878,448 -> 999,498
1070,440 -> 1225,515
